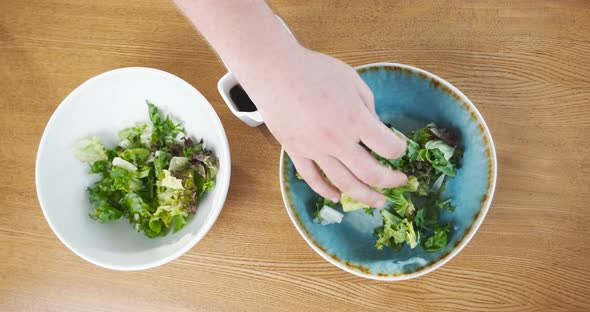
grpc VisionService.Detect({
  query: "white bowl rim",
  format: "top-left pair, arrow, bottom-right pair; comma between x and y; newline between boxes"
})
279,62 -> 497,281
35,67 -> 232,271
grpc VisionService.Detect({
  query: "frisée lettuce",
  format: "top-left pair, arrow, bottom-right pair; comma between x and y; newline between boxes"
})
75,101 -> 218,237
306,123 -> 462,252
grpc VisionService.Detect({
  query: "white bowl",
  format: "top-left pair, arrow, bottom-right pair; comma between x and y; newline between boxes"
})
35,67 -> 231,270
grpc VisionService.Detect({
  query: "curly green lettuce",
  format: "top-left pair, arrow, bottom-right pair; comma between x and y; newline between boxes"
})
309,123 -> 462,252
75,101 -> 218,237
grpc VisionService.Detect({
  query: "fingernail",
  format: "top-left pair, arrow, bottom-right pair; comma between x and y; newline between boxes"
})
332,195 -> 341,203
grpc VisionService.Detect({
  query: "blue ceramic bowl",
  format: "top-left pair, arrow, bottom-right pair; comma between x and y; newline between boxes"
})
280,63 -> 497,280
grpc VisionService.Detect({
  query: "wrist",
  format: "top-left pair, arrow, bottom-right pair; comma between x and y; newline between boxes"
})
223,23 -> 304,81
174,0 -> 305,84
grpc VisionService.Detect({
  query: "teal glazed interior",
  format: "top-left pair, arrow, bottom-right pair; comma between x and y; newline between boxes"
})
281,64 -> 496,279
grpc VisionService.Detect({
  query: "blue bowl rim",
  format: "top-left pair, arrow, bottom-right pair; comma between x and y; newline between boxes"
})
279,62 -> 498,281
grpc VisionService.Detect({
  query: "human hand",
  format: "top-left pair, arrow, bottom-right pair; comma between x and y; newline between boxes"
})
237,47 -> 407,207
173,0 -> 407,206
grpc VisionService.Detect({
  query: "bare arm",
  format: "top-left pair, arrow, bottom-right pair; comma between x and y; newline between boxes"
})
174,1 -> 296,82
173,0 -> 407,207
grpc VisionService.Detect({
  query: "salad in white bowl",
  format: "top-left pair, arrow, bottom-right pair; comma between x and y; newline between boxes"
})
36,67 -> 231,270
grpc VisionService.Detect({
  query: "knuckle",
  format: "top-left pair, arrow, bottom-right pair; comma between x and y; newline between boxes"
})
365,172 -> 385,187
350,155 -> 385,186
316,128 -> 339,146
348,113 -> 363,128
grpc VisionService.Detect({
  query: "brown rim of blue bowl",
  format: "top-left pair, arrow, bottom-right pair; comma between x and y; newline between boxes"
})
279,62 -> 497,281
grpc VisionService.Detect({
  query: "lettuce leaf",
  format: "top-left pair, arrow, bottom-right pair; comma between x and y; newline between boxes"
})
74,136 -> 107,163
158,170 -> 184,190
169,156 -> 189,172
119,148 -> 151,164
76,101 -> 218,237
311,123 -> 462,252
89,160 -> 109,176
90,201 -> 123,223
421,224 -> 450,251
375,218 -> 418,250
173,215 -> 186,233
111,166 -> 142,192
429,123 -> 459,147
379,176 -> 419,217
425,140 -> 455,161
341,193 -> 370,212
313,197 -> 337,223
148,101 -> 184,148
118,123 -> 148,148
429,149 -> 456,176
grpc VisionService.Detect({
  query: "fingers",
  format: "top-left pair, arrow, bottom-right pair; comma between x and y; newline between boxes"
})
352,72 -> 378,117
359,110 -> 407,159
352,71 -> 405,159
316,156 -> 387,208
338,144 -> 407,188
291,155 -> 340,202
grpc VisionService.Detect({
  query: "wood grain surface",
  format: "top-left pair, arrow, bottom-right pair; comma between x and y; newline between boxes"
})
1,0 -> 590,311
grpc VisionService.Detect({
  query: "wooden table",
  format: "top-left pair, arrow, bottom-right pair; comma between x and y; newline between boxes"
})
1,1 -> 589,311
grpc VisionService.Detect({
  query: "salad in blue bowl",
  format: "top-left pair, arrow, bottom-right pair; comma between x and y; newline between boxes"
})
280,63 -> 497,280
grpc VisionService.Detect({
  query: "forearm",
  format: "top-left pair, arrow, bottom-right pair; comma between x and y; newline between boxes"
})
173,0 -> 301,81
174,1 -> 407,207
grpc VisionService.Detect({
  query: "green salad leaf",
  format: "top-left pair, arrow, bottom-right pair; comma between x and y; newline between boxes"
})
375,217 -> 418,250
341,193 -> 370,212
362,208 -> 375,216
312,123 -> 462,252
421,224 -> 450,251
425,140 -> 455,161
75,101 -> 218,237
74,136 -> 108,163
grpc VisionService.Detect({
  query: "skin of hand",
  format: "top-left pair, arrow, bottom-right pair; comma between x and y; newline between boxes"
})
173,0 -> 407,208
